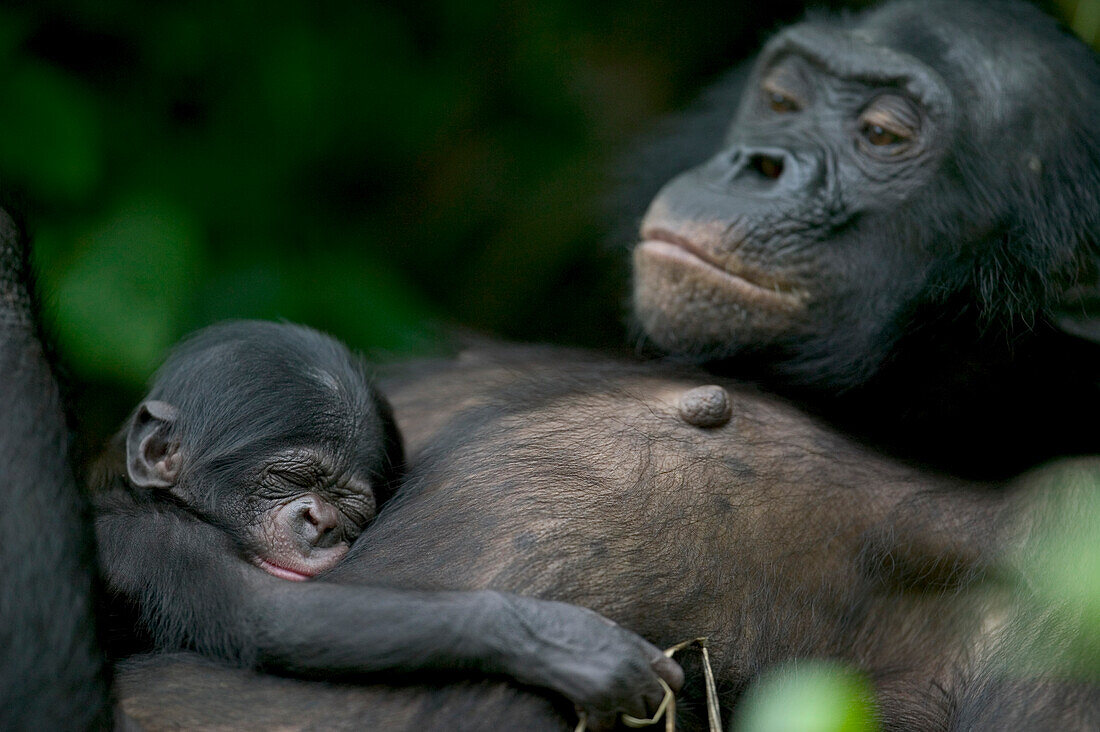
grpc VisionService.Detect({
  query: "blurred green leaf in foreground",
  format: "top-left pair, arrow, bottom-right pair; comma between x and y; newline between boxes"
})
732,660 -> 878,732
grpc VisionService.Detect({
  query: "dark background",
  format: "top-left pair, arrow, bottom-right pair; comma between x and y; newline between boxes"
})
0,0 -> 1092,445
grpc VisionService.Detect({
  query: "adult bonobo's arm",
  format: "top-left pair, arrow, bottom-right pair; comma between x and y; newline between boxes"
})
0,209 -> 112,729
96,497 -> 681,730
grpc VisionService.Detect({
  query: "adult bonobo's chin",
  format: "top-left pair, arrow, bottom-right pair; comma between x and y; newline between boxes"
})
633,0 -> 1100,476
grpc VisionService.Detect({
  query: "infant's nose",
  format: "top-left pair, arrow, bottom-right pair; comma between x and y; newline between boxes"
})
294,496 -> 340,548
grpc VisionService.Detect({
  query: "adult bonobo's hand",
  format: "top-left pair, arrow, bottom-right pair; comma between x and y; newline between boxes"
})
491,592 -> 683,730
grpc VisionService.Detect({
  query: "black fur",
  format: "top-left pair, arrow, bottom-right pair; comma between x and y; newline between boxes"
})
0,208 -> 112,728
92,322 -> 680,730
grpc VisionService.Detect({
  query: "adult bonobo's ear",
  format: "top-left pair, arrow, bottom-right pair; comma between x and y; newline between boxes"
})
126,400 -> 182,488
1054,263 -> 1100,343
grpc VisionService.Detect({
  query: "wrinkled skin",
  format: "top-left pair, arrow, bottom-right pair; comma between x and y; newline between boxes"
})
97,321 -> 397,581
635,7 -> 955,375
634,0 -> 1100,477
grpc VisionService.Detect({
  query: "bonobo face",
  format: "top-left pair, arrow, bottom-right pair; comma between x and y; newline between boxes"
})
632,0 -> 1097,387
127,394 -> 389,581
232,446 -> 379,581
125,321 -> 403,581
634,17 -> 950,384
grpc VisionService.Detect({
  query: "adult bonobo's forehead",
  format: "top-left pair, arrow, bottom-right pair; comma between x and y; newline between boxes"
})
633,0 -> 1100,391
748,0 -> 1094,167
752,11 -> 952,119
856,1 -> 1095,137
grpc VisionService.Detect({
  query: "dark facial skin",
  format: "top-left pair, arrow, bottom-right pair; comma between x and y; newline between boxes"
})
633,0 -> 1100,477
125,399 -> 379,581
635,9 -> 952,371
94,322 -> 682,730
114,320 -> 398,586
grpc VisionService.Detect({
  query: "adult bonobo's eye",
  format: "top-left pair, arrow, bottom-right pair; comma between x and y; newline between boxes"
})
766,89 -> 800,114
760,61 -> 806,114
857,94 -> 921,156
862,123 -> 903,146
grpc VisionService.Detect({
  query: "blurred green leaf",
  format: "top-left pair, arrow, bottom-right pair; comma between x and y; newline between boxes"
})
41,197 -> 204,385
0,7 -> 30,62
0,63 -> 102,199
1011,464 -> 1100,676
194,248 -> 438,355
734,660 -> 879,732
1059,0 -> 1100,47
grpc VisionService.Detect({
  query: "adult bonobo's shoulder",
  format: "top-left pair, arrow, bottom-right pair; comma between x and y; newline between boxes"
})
629,0 -> 1100,477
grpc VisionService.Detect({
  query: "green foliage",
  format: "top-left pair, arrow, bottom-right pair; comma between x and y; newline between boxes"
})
0,63 -> 102,200
36,197 -> 201,383
1011,464 -> 1100,677
1059,0 -> 1100,46
732,660 -> 879,732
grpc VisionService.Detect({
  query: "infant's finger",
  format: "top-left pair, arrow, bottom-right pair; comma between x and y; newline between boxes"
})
652,653 -> 684,693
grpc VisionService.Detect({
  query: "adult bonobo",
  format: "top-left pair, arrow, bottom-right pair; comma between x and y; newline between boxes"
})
634,0 -> 1100,477
14,0 -> 1100,730
108,1 -> 1099,729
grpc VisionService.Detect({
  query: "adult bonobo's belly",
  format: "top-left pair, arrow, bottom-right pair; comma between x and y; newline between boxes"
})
116,345 -> 1006,730
332,346 -> 990,705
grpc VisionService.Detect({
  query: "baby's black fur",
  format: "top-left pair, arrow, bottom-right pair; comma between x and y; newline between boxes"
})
92,321 -> 680,730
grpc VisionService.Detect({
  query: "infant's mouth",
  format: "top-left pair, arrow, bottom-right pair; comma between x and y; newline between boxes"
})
251,544 -> 348,581
252,556 -> 314,581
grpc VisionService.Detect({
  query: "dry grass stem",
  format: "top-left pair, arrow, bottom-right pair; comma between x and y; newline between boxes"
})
574,637 -> 721,732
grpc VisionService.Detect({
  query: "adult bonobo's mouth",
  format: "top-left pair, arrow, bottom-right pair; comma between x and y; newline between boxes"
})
636,227 -> 803,311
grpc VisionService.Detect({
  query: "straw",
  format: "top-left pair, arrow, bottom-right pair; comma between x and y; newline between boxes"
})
574,637 -> 721,732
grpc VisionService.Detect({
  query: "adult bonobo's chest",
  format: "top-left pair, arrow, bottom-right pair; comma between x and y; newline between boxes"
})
347,347 -> 987,680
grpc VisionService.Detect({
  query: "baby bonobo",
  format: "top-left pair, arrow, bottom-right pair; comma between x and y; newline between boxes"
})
93,321 -> 680,728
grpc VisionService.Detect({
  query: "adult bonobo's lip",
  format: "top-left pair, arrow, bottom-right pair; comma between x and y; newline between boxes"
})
251,545 -> 349,581
637,228 -> 802,309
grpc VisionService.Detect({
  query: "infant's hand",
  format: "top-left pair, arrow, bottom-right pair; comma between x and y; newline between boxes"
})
497,593 -> 683,731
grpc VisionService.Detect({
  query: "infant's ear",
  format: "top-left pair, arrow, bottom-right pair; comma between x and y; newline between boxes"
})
126,400 -> 182,488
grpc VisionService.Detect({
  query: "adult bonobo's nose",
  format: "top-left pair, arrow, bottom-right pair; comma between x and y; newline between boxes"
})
292,495 -> 341,548
727,147 -> 789,184
711,145 -> 821,194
